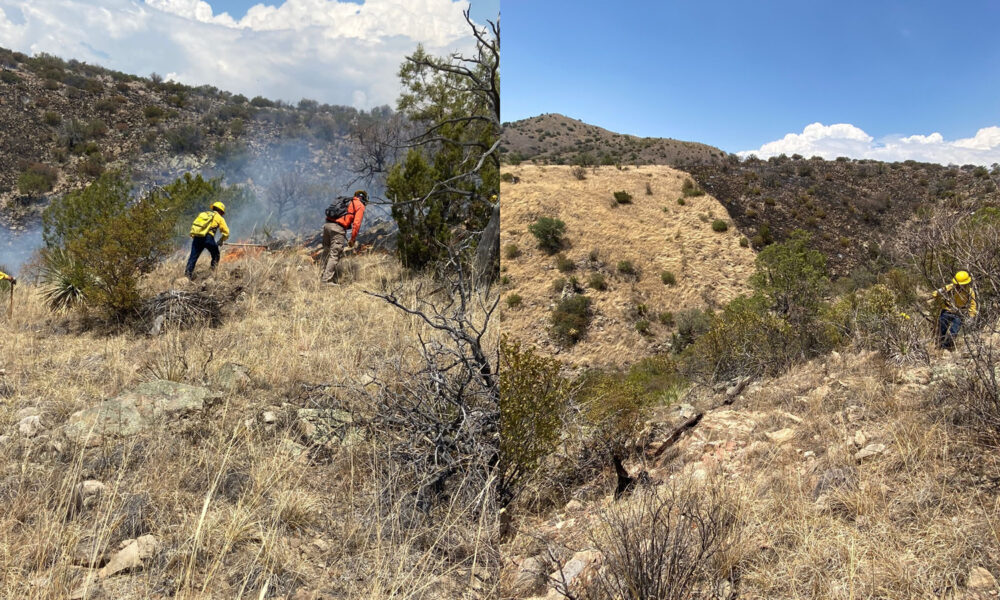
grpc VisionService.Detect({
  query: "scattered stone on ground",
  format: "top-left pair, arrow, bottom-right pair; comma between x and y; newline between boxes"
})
64,380 -> 221,443
18,414 -> 43,437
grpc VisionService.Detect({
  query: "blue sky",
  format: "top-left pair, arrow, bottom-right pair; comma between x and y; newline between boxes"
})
503,1 -> 1000,164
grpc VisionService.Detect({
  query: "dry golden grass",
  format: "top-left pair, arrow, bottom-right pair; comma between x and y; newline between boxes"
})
506,349 -> 1000,599
0,248 -> 497,599
500,164 -> 756,368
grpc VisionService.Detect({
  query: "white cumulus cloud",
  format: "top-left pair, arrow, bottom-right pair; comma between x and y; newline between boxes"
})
741,123 -> 1000,166
0,0 -> 480,108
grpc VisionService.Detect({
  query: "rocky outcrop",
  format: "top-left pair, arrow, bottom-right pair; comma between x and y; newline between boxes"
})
64,380 -> 221,443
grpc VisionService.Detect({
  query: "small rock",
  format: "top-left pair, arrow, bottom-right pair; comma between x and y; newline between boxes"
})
766,428 -> 796,445
74,480 -> 107,511
853,431 -> 868,448
551,550 -> 602,594
18,415 -> 43,437
280,438 -> 307,459
803,451 -> 815,459
855,443 -> 887,461
98,534 -> 159,578
15,407 -> 40,420
508,555 -> 548,598
565,499 -> 583,512
968,566 -> 997,590
674,403 -> 697,420
845,405 -> 864,423
262,411 -> 277,424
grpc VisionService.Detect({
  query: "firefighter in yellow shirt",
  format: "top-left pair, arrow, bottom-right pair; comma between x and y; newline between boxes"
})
185,202 -> 229,280
932,270 -> 977,349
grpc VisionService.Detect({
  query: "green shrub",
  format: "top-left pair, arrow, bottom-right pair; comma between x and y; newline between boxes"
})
0,70 -> 20,84
42,111 -> 61,126
499,275 -> 511,286
77,154 -> 105,177
581,356 -> 684,454
551,277 -> 567,295
555,253 -> 575,273
588,272 -> 607,290
42,172 -> 179,316
529,216 -> 566,254
142,105 -> 168,122
165,124 -> 205,154
551,294 -> 591,346
764,197 -> 776,206
750,230 -> 829,326
674,308 -> 711,352
588,248 -> 600,262
503,243 -> 521,260
613,190 -> 633,204
505,293 -> 522,309
677,197 -> 686,206
498,337 -> 570,506
501,172 -> 515,183
17,163 -> 58,197
751,223 -> 773,248
617,260 -> 636,277
635,319 -> 651,335
739,237 -> 749,248
571,166 -> 587,180
684,295 -> 797,381
661,270 -> 676,286
681,179 -> 705,197
94,98 -> 117,113
658,311 -> 674,326
711,219 -> 728,232
645,181 -> 653,195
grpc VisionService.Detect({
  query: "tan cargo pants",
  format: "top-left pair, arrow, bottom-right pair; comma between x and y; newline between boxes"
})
321,222 -> 347,283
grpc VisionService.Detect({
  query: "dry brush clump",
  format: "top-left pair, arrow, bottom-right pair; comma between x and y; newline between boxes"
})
0,249 -> 498,599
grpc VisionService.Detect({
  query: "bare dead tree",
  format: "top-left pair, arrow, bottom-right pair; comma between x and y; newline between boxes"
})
363,238 -> 499,516
349,111 -> 410,187
266,169 -> 308,225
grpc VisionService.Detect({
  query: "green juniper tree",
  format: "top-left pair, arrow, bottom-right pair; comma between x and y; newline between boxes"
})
386,11 -> 499,279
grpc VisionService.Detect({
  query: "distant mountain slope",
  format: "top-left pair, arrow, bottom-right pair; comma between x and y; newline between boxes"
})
501,113 -> 727,167
0,46 -> 392,229
687,156 -> 1000,277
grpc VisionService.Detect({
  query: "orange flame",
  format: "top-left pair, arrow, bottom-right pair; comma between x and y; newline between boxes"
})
221,245 -> 265,264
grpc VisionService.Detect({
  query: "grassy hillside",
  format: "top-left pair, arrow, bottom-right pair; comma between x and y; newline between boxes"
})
500,164 -> 755,369
0,249 -> 497,598
501,113 -> 727,167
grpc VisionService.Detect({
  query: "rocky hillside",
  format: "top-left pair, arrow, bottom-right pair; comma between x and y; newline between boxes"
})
685,156 -> 1000,278
0,47 -> 392,229
503,345 -> 1000,599
501,113 -> 727,167
500,164 -> 756,369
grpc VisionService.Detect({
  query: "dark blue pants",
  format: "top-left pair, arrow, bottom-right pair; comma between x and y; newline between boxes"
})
185,235 -> 219,277
938,311 -> 962,349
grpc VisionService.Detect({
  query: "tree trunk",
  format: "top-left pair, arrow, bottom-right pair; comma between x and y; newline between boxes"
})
474,201 -> 500,290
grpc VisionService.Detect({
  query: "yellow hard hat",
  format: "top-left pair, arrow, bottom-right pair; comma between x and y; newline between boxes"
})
953,271 -> 972,285
211,201 -> 226,214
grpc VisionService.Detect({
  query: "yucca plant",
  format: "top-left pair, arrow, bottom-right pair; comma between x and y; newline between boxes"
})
39,248 -> 90,311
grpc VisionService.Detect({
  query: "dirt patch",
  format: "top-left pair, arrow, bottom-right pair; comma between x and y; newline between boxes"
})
500,164 -> 757,369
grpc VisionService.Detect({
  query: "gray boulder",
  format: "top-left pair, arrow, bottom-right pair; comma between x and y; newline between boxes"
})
65,380 -> 221,442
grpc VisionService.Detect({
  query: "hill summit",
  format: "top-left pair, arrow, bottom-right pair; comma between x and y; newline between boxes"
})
501,113 -> 727,167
